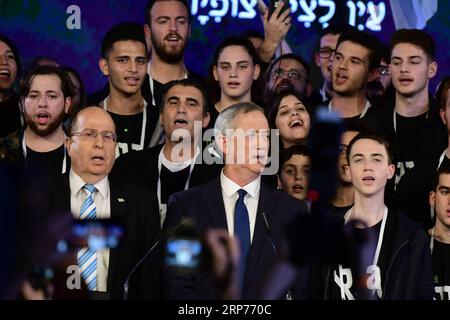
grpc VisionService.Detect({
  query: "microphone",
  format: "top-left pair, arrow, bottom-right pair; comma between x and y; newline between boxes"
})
261,212 -> 278,256
123,240 -> 160,300
261,212 -> 292,300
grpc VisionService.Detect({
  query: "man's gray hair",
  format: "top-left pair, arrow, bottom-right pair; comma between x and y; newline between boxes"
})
214,102 -> 265,139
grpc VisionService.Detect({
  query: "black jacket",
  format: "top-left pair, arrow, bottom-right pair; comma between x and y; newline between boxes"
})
50,173 -> 161,299
369,97 -> 447,227
311,209 -> 433,300
163,176 -> 309,300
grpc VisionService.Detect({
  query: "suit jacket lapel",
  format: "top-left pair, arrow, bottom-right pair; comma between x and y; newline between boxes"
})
244,185 -> 277,291
106,181 -> 127,292
203,177 -> 228,230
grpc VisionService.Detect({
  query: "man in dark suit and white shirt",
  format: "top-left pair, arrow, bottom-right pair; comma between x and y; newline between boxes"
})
51,106 -> 160,299
164,102 -> 308,299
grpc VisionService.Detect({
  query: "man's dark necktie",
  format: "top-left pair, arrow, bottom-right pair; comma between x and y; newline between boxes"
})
234,189 -> 250,291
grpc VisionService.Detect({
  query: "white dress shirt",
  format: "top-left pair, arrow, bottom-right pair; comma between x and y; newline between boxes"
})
220,170 -> 260,242
69,170 -> 110,292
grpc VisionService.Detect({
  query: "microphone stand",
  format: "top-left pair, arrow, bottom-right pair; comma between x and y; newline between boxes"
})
123,240 -> 160,300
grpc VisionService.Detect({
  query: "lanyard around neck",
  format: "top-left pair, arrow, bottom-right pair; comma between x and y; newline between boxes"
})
102,96 -> 147,150
343,206 -> 388,271
393,109 -> 429,133
157,146 -> 199,219
22,132 -> 67,174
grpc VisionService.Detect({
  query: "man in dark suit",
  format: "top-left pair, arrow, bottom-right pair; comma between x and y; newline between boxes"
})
113,79 -> 222,226
51,106 -> 160,299
164,102 -> 308,299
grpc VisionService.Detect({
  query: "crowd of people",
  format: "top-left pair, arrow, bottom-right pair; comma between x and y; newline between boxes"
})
1,0 -> 450,300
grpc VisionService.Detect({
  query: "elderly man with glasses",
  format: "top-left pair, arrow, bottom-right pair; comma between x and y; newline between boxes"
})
50,106 -> 161,300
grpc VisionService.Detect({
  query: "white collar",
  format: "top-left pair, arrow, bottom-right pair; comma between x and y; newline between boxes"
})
220,169 -> 260,199
69,169 -> 109,199
159,145 -> 200,172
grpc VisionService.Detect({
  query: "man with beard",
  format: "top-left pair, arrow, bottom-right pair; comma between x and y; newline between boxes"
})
328,30 -> 382,127
0,64 -> 72,181
263,53 -> 311,110
98,23 -> 160,156
144,0 -> 204,107
0,34 -> 22,139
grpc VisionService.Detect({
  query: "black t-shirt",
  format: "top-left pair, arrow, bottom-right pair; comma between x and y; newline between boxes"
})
330,221 -> 382,300
432,239 -> 450,300
26,144 -> 65,181
152,79 -> 165,110
0,94 -> 21,139
109,110 -> 153,156
395,112 -> 428,164
342,114 -> 364,127
439,155 -> 450,169
160,164 -> 191,205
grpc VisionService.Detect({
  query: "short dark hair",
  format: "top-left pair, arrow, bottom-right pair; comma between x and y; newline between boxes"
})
0,34 -> 21,78
101,22 -> 147,59
160,79 -> 210,116
346,132 -> 393,165
433,162 -> 450,191
316,23 -> 357,50
19,64 -> 73,101
320,23 -> 357,39
268,89 -> 311,129
145,0 -> 190,25
390,29 -> 435,61
279,144 -> 310,175
212,35 -> 261,67
336,30 -> 382,72
436,76 -> 450,108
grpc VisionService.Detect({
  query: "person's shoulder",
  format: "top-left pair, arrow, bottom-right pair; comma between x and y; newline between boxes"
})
115,144 -> 162,168
263,186 -> 306,213
110,177 -> 156,202
390,209 -> 429,240
171,177 -> 219,202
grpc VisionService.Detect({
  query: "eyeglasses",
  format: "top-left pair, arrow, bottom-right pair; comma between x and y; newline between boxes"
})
379,65 -> 390,76
317,48 -> 335,59
70,129 -> 117,144
271,68 -> 305,81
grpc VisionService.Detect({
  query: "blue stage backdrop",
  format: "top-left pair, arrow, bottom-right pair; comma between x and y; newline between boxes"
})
0,0 -> 449,94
